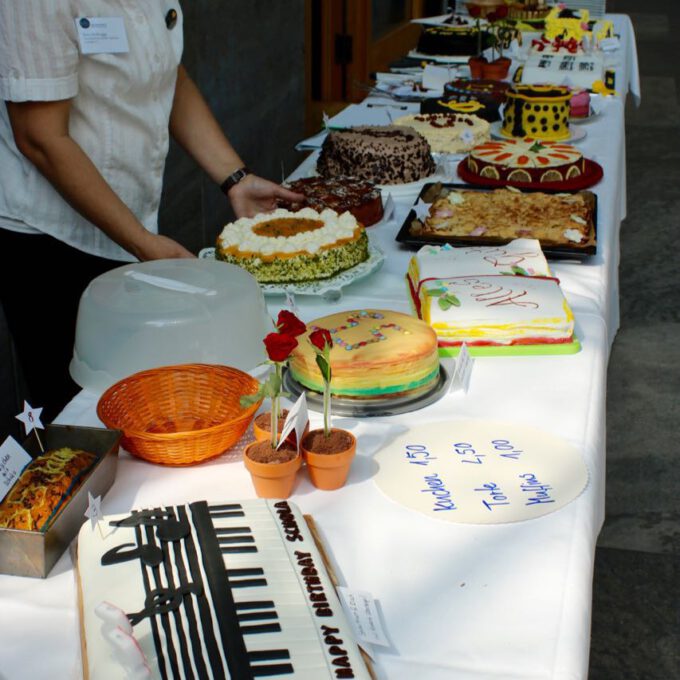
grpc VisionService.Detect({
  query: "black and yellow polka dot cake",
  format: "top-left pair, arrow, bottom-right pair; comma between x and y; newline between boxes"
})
501,85 -> 571,142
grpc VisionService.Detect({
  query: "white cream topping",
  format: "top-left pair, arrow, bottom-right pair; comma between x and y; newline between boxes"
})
218,207 -> 359,256
563,228 -> 585,243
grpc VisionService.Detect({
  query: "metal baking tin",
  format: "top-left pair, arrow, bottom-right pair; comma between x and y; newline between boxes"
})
395,182 -> 598,259
283,364 -> 451,418
0,425 -> 121,578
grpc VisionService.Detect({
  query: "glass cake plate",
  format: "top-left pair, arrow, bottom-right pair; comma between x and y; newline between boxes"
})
283,364 -> 452,417
199,243 -> 385,300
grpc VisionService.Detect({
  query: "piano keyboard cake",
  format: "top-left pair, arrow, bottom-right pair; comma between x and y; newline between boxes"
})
77,500 -> 370,680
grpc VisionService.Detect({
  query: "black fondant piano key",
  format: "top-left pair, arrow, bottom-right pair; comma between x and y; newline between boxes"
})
215,526 -> 252,535
227,567 -> 265,577
210,510 -> 246,518
229,578 -> 268,589
221,545 -> 258,554
209,504 -> 243,512
218,535 -> 256,544
238,611 -> 279,622
241,622 -> 282,635
248,650 -> 291,662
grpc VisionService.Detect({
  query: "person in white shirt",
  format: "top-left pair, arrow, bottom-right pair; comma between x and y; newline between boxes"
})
0,2 -> 301,420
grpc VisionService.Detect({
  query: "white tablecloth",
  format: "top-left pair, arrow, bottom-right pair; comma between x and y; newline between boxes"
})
0,16 -> 640,680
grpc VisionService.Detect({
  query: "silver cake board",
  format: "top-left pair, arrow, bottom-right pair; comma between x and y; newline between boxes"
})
282,365 -> 451,418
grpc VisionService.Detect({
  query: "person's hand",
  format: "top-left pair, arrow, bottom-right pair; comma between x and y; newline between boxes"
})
132,232 -> 196,261
228,175 -> 305,218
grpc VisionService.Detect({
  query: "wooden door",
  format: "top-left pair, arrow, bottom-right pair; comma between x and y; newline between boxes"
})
305,0 -> 443,133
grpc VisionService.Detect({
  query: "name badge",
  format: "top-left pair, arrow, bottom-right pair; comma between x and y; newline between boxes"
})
75,16 -> 129,55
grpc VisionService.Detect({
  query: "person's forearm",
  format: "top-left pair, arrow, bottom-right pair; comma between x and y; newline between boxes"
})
169,65 -> 245,184
16,132 -> 154,258
7,99 -> 192,260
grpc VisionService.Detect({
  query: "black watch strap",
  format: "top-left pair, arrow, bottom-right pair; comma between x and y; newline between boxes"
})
220,167 -> 252,195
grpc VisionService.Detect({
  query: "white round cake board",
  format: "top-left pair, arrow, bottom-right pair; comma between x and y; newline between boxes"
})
373,420 -> 589,524
490,121 -> 587,143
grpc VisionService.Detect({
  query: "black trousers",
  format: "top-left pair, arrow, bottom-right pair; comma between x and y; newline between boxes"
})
0,228 -> 122,422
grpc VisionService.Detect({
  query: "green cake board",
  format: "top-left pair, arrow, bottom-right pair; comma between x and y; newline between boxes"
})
438,337 -> 581,357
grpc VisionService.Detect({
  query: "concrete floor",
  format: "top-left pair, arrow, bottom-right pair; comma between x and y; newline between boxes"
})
589,1 -> 680,677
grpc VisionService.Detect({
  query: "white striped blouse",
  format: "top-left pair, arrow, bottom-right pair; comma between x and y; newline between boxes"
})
0,0 -> 184,261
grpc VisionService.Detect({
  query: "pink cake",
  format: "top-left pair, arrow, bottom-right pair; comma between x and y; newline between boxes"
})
569,90 -> 590,119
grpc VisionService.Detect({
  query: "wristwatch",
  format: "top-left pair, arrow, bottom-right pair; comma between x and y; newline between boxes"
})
220,167 -> 252,196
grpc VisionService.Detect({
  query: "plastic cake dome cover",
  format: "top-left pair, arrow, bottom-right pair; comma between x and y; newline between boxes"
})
70,259 -> 271,391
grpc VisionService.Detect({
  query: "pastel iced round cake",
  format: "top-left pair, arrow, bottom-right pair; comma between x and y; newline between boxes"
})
289,309 -> 440,398
215,207 -> 368,283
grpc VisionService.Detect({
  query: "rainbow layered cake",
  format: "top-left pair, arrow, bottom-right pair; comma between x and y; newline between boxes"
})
77,499 -> 371,679
393,112 -> 490,154
216,207 -> 368,283
289,309 -> 440,398
465,138 -> 584,184
407,243 -> 575,347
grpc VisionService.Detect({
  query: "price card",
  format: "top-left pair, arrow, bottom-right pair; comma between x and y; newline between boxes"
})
454,343 -> 474,393
374,420 -> 589,524
0,437 -> 32,502
337,587 -> 390,658
382,194 -> 396,223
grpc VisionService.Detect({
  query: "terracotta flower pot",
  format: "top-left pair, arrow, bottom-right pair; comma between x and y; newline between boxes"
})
301,428 -> 357,491
244,440 -> 301,499
252,410 -> 309,448
468,56 -> 488,80
483,57 -> 511,81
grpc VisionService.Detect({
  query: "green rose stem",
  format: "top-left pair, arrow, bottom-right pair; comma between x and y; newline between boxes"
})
270,363 -> 283,449
322,365 -> 331,437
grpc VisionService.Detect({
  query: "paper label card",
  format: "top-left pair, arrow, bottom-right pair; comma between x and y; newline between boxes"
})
337,587 -> 390,658
75,17 -> 130,55
454,343 -> 474,393
0,436 -> 32,502
382,194 -> 396,223
374,421 -> 589,524
277,393 -> 308,452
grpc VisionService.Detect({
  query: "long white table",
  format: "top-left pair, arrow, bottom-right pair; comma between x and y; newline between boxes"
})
0,16 -> 639,680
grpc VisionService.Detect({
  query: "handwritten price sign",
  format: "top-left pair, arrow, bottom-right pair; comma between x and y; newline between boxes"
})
374,421 -> 588,524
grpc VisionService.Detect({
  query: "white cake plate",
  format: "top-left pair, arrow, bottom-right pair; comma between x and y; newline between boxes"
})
199,243 -> 385,301
490,121 -> 587,143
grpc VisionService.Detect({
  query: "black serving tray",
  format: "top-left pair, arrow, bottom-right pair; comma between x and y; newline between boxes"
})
395,182 -> 597,259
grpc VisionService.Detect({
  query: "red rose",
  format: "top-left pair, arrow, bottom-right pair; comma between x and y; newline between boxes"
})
309,328 -> 333,351
276,310 -> 306,337
263,332 -> 298,362
468,6 -> 482,18
494,5 -> 508,19
487,10 -> 498,21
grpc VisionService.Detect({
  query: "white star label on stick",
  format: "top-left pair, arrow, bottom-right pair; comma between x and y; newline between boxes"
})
16,401 -> 43,435
412,198 -> 432,221
85,491 -> 104,533
322,111 -> 331,129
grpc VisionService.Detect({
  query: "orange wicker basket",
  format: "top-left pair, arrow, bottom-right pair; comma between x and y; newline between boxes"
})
96,364 -> 262,466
